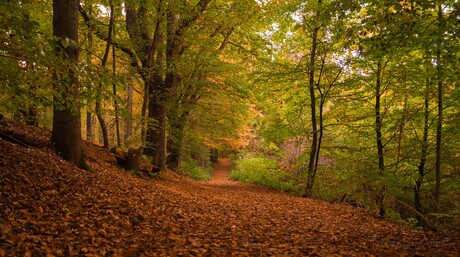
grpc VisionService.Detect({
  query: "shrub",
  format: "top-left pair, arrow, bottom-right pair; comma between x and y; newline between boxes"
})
230,155 -> 296,192
180,160 -> 212,181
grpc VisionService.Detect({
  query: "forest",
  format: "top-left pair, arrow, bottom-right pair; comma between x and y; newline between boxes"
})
1,0 -> 460,254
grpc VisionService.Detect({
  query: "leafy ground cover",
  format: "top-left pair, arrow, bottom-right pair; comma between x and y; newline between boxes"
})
0,119 -> 459,256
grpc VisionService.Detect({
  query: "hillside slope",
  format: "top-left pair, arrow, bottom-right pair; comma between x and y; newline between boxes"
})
0,119 -> 459,256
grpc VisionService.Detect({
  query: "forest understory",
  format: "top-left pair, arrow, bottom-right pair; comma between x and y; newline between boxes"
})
1,118 -> 459,256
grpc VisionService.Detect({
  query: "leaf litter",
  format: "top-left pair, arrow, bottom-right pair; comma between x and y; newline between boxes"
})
0,118 -> 459,256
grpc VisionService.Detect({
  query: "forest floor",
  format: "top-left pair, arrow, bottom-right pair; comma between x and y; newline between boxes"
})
1,118 -> 459,256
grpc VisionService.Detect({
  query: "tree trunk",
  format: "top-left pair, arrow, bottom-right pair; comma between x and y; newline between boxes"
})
146,100 -> 167,172
51,0 -> 83,167
86,105 -> 93,142
375,60 -> 386,217
415,63 -> 430,214
86,110 -> 93,141
144,77 -> 160,156
124,84 -> 133,143
434,4 -> 443,212
168,114 -> 187,170
95,100 -> 109,149
303,0 -> 321,198
95,3 -> 116,150
314,97 -> 324,173
395,73 -> 409,172
124,0 -> 211,173
210,148 -> 219,163
110,2 -> 121,147
168,135 -> 183,170
144,72 -> 168,172
375,61 -> 385,175
85,0 -> 94,141
141,82 -> 149,145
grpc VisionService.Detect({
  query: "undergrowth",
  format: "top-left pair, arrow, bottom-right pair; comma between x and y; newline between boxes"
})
230,155 -> 297,193
180,160 -> 212,181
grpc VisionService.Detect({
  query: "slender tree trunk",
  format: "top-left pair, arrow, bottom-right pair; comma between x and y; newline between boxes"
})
111,3 -> 121,147
395,73 -> 409,171
51,0 -> 83,166
124,84 -> 133,143
95,2 -> 116,149
86,94 -> 93,142
375,60 -> 386,217
95,100 -> 109,148
85,0 -> 93,141
434,4 -> 443,212
375,62 -> 385,175
415,67 -> 430,214
303,0 -> 321,198
314,97 -> 324,174
141,83 -> 149,145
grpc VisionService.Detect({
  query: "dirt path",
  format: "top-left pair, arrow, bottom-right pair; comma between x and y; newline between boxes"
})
210,158 -> 238,185
1,121 -> 459,256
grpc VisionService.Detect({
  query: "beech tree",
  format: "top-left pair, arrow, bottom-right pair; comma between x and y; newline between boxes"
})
51,0 -> 85,167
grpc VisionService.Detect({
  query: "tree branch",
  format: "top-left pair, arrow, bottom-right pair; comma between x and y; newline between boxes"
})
79,4 -> 140,70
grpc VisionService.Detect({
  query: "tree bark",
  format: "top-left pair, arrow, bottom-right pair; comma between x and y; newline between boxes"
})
303,0 -> 321,198
168,112 -> 189,170
415,66 -> 430,214
51,0 -> 83,167
85,0 -> 94,141
95,99 -> 109,148
434,4 -> 443,212
374,60 -> 386,217
375,61 -> 385,175
143,76 -> 162,156
111,2 -> 121,147
124,84 -> 133,143
146,99 -> 167,172
96,1 -> 116,149
395,73 -> 409,172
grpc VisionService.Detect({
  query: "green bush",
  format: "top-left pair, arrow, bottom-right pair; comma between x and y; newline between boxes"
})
180,160 -> 212,181
230,155 -> 296,192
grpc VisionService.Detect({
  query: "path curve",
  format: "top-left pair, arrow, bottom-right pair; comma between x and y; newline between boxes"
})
210,158 -> 239,185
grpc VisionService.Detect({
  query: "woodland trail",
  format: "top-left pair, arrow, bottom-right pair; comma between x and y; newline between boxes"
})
211,158 -> 232,182
0,120 -> 459,256
209,158 -> 238,186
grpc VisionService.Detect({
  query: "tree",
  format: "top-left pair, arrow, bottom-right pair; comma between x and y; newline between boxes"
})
85,0 -> 94,142
94,0 -> 116,150
302,0 -> 321,198
121,0 -> 213,171
51,0 -> 85,167
434,3 -> 443,212
0,1 -> 51,126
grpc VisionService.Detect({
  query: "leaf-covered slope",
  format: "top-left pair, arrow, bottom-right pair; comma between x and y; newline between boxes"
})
0,119 -> 459,256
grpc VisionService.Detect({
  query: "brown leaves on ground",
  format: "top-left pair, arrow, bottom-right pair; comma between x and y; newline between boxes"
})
1,119 -> 459,256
